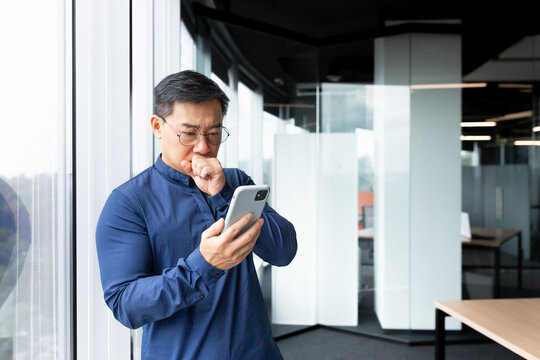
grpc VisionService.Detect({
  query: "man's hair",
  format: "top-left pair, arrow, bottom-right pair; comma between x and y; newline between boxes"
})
154,70 -> 230,118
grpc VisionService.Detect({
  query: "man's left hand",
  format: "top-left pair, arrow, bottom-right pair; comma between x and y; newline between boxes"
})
181,155 -> 225,196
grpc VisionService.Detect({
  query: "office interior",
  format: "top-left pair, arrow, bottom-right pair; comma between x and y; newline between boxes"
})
1,0 -> 540,358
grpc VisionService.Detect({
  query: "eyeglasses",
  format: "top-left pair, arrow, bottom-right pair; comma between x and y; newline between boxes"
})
157,115 -> 230,146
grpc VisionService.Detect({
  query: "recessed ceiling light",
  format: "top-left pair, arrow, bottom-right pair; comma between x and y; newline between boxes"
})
326,74 -> 342,82
460,122 -> 496,127
461,135 -> 491,141
498,83 -> 533,89
411,83 -> 486,90
514,140 -> 540,146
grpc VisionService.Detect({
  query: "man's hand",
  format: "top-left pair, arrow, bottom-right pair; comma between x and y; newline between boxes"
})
200,213 -> 264,271
181,155 -> 225,196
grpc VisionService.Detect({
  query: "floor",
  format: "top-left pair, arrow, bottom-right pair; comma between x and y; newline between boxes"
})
274,248 -> 540,359
277,327 -> 522,360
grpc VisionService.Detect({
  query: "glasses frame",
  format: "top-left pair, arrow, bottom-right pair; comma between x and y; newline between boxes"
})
157,114 -> 229,146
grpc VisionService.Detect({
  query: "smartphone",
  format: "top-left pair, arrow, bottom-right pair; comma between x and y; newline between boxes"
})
223,185 -> 270,236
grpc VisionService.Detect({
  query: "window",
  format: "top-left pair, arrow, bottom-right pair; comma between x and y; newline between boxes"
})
0,0 -> 72,358
180,21 -> 195,71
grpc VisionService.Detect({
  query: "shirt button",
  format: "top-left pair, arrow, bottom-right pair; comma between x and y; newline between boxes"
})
199,294 -> 204,300
214,273 -> 222,278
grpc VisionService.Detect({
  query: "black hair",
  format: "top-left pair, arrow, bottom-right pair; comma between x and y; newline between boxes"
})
153,70 -> 230,118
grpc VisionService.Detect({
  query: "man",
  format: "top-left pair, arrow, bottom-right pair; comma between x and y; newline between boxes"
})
96,70 -> 297,359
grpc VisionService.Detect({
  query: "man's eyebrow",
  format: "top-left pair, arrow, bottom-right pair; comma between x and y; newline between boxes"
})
180,122 -> 223,129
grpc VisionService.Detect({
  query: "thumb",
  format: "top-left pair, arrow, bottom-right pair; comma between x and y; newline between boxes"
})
202,218 -> 225,239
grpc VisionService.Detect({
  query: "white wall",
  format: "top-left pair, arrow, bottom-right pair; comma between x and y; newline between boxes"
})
272,134 -> 318,325
374,33 -> 462,330
373,82 -> 412,329
272,133 -> 358,326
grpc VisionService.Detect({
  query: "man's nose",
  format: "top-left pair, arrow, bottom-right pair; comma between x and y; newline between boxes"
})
193,136 -> 210,154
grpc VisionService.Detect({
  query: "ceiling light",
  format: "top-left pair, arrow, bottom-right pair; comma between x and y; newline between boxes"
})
534,126 -> 540,132
411,83 -> 487,90
498,83 -> 533,89
514,140 -> 540,146
461,135 -> 491,141
273,78 -> 284,86
326,74 -> 342,82
487,110 -> 533,122
460,122 -> 496,127
385,19 -> 462,27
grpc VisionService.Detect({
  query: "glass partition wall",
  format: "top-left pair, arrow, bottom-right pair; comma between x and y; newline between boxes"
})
252,33 -> 464,342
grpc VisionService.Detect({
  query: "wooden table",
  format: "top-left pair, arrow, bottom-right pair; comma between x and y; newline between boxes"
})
462,227 -> 522,298
435,298 -> 540,360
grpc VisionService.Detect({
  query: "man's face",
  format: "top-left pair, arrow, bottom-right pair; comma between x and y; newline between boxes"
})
151,99 -> 223,175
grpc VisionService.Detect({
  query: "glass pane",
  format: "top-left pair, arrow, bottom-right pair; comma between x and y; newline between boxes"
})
320,82 -> 376,331
180,21 -> 195,71
0,0 -> 70,358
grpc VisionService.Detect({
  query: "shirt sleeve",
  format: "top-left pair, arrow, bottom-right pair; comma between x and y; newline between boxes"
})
95,189 -> 225,329
220,170 -> 297,266
255,202 -> 297,266
203,182 -> 234,219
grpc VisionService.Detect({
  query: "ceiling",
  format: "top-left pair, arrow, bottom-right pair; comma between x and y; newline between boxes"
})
189,0 -> 540,151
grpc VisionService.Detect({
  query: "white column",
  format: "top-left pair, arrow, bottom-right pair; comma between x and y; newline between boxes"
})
374,33 -> 462,330
152,0 -> 181,161
75,0 -> 131,358
132,0 -> 155,175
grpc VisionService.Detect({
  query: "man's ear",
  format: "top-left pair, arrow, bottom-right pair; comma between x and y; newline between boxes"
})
150,115 -> 163,139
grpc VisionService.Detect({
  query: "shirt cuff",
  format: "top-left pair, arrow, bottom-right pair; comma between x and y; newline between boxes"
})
184,247 -> 226,286
206,183 -> 234,216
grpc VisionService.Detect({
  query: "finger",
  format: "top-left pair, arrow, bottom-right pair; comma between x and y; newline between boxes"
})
199,165 -> 215,179
239,218 -> 264,240
202,218 -> 225,239
233,222 -> 262,256
191,154 -> 202,163
191,157 -> 208,177
229,218 -> 264,248
181,160 -> 194,175
222,213 -> 254,240
234,240 -> 258,263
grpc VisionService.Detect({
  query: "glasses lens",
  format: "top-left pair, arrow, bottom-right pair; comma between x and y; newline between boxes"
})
205,127 -> 229,145
179,128 -> 200,146
219,127 -> 229,144
178,126 -> 229,145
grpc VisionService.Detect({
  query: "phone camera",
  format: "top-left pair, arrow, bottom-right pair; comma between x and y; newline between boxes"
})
254,190 -> 268,201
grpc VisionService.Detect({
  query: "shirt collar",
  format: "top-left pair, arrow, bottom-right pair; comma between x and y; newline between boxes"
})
155,154 -> 193,186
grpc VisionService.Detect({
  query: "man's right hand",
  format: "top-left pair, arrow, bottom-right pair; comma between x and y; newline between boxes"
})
199,213 -> 264,271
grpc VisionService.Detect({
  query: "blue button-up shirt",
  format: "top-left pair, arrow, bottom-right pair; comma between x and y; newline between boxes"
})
96,155 -> 297,359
